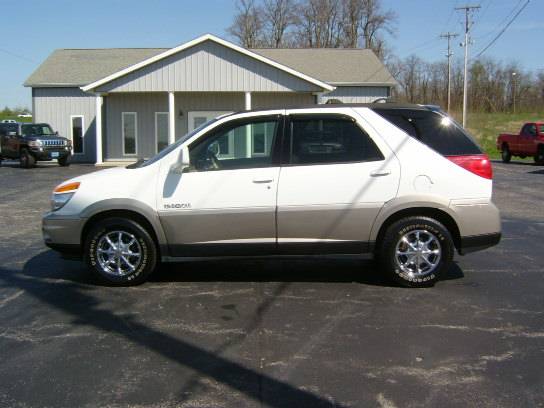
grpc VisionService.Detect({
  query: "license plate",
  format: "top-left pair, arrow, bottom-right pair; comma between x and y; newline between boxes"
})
51,152 -> 59,158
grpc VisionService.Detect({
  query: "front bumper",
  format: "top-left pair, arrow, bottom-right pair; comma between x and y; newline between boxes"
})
30,147 -> 71,161
42,212 -> 85,257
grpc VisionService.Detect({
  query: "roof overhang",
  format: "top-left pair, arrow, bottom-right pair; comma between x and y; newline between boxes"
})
329,82 -> 397,87
81,34 -> 335,93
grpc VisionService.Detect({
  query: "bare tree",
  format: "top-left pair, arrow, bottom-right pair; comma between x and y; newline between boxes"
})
261,0 -> 296,47
227,0 -> 263,48
359,0 -> 396,58
295,0 -> 343,48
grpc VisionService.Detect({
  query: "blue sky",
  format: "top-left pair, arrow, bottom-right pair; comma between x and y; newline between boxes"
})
1,0 -> 542,109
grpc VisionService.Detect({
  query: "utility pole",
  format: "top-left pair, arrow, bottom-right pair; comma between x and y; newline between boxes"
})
456,4 -> 480,128
440,32 -> 459,114
512,72 -> 517,114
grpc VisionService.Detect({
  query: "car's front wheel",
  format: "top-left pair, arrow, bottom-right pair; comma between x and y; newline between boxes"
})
20,149 -> 36,168
501,144 -> 511,163
85,217 -> 158,286
58,155 -> 71,167
378,216 -> 454,288
534,146 -> 544,165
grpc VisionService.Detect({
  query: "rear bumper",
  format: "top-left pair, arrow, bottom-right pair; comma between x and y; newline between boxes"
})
459,232 -> 501,255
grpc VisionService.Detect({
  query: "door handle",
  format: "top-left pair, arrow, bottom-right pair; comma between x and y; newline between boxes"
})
370,170 -> 391,177
252,178 -> 274,184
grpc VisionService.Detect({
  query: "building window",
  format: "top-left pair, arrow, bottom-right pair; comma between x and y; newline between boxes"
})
155,112 -> 169,153
251,122 -> 275,156
70,115 -> 84,154
122,112 -> 137,155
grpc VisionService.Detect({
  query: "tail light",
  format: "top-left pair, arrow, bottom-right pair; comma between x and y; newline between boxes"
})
446,154 -> 493,179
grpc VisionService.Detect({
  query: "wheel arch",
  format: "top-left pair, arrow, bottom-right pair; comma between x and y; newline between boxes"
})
373,206 -> 461,253
79,200 -> 168,256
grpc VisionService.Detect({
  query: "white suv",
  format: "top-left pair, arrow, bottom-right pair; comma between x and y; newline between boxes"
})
42,104 -> 501,287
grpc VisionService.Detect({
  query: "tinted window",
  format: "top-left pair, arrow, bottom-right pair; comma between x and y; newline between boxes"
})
21,124 -> 54,136
374,109 -> 482,156
287,116 -> 383,165
189,118 -> 278,172
0,124 -> 18,136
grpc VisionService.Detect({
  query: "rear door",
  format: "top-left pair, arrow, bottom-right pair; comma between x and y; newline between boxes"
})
276,110 -> 400,254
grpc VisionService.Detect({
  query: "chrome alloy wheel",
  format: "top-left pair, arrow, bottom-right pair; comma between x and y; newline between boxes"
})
395,230 -> 441,278
96,231 -> 142,276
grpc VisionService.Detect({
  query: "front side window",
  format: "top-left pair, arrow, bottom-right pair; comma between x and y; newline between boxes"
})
189,118 -> 278,172
122,112 -> 137,155
287,116 -> 383,165
71,116 -> 84,154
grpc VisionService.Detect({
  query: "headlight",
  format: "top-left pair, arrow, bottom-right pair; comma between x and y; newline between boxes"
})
51,182 -> 80,211
28,140 -> 43,147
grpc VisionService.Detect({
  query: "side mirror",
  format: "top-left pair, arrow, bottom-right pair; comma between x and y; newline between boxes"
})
170,146 -> 190,174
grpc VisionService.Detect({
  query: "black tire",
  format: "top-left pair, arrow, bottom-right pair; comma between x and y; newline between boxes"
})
84,217 -> 158,286
378,216 -> 454,288
20,149 -> 36,168
58,155 -> 71,167
534,146 -> 544,165
501,144 -> 511,163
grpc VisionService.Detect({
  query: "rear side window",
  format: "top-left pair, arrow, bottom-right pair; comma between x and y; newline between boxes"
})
286,116 -> 383,165
374,109 -> 482,156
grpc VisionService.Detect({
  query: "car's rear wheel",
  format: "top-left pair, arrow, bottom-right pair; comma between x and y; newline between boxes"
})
378,216 -> 454,288
534,146 -> 544,165
85,217 -> 157,286
501,144 -> 511,163
20,149 -> 36,168
58,155 -> 70,167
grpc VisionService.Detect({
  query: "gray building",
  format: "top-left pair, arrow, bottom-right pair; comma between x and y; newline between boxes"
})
24,34 -> 396,164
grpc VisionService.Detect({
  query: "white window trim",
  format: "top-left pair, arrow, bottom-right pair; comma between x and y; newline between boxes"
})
70,115 -> 85,155
188,111 -> 233,158
122,112 -> 138,156
187,111 -> 232,132
251,122 -> 273,157
155,112 -> 169,154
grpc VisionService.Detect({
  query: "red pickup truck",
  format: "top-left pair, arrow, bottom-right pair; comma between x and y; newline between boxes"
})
497,122 -> 544,165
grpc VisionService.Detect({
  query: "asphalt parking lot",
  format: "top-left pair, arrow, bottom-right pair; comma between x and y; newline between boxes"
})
0,160 -> 543,407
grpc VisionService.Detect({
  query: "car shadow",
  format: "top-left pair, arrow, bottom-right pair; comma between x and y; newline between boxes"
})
20,249 -> 465,288
527,169 -> 544,175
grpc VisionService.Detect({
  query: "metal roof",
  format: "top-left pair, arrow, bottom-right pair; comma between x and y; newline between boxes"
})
25,40 -> 396,88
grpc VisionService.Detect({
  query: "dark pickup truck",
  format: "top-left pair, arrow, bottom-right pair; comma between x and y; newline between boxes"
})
0,122 -> 72,168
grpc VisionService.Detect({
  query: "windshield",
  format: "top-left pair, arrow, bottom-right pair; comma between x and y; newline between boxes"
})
137,117 -> 220,168
22,124 -> 54,136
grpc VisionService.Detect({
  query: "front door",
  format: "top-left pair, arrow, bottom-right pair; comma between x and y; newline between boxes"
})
276,112 -> 400,254
158,115 -> 282,256
188,111 -> 232,132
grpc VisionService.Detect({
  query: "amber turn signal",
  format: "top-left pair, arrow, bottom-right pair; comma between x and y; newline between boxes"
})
54,182 -> 80,194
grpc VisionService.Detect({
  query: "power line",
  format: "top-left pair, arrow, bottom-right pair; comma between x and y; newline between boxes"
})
474,0 -> 530,59
474,0 -> 523,41
0,47 -> 36,63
